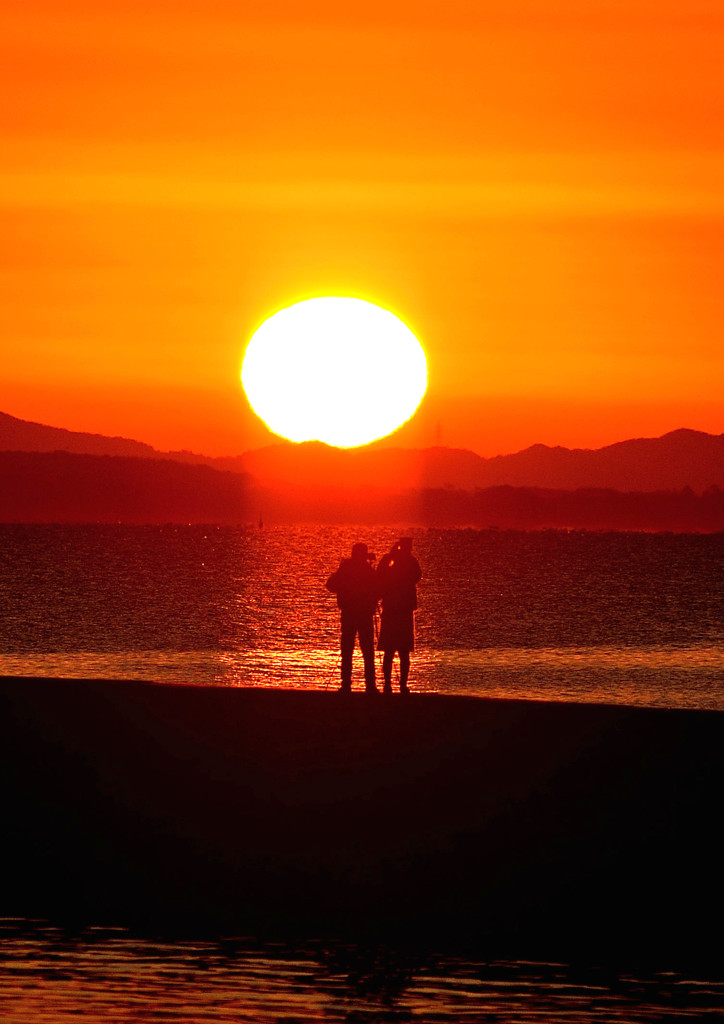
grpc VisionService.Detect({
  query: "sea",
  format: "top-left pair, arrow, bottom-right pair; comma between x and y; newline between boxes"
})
1,523 -> 724,1022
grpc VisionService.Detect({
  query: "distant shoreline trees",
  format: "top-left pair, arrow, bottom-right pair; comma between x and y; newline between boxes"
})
1,451 -> 724,532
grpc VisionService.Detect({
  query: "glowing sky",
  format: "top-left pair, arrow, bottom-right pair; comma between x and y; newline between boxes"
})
2,0 -> 723,455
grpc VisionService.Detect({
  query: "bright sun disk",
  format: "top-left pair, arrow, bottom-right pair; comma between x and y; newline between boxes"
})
241,297 -> 427,447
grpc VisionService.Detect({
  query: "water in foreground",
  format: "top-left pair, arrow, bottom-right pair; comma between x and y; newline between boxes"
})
2,525 -> 723,1019
2,677 -> 723,1020
3,921 -> 724,1023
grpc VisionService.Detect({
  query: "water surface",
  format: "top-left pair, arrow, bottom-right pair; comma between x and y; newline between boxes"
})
2,921 -> 724,1023
2,526 -> 724,1017
1,524 -> 722,708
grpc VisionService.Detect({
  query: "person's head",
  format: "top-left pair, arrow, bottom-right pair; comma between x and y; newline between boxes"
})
351,542 -> 374,563
397,537 -> 413,556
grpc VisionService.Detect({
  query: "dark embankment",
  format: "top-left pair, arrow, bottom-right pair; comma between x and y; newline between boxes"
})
1,677 -> 721,962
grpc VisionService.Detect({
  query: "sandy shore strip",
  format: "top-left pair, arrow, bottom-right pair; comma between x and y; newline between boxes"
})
1,676 -> 722,963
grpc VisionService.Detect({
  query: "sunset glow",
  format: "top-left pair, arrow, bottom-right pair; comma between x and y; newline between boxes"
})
241,298 -> 427,447
1,2 -> 723,456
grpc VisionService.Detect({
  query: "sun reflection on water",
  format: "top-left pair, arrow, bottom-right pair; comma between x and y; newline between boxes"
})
1,643 -> 723,710
1,524 -> 723,710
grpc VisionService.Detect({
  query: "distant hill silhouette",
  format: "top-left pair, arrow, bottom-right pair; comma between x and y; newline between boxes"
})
234,429 -> 724,493
2,449 -> 724,531
2,409 -> 724,501
0,451 -> 252,524
0,410 -> 162,459
482,429 -> 724,492
0,410 -> 244,470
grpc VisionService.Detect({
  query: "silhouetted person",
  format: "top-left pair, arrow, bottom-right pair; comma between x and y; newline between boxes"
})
326,542 -> 379,694
376,537 -> 422,694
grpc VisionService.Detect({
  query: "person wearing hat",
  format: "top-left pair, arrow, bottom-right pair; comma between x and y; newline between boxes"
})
325,542 -> 379,693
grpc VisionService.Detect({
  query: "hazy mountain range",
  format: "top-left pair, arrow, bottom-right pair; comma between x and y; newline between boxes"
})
2,410 -> 724,528
2,409 -> 724,493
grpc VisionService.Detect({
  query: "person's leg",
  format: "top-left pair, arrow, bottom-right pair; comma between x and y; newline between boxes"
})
340,612 -> 355,691
358,616 -> 378,692
399,651 -> 411,693
382,651 -> 394,693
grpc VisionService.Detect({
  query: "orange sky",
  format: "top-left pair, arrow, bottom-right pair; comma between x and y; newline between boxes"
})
2,0 -> 723,456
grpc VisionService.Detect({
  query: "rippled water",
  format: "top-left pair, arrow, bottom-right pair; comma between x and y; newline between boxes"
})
2,921 -> 724,1023
2,525 -> 724,1019
1,524 -> 723,708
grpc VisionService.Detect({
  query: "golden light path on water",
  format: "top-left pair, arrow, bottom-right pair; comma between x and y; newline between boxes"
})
2,645 -> 723,710
2,922 -> 724,1023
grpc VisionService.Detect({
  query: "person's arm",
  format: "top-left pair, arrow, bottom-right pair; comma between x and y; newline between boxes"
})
325,561 -> 345,593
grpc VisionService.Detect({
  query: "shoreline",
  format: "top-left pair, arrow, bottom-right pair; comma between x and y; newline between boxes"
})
1,676 -> 722,962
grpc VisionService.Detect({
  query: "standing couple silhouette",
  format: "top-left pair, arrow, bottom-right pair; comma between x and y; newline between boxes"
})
325,538 -> 422,694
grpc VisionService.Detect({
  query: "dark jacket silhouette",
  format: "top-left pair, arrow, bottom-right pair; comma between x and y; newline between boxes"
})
326,542 -> 379,693
377,547 -> 421,618
376,538 -> 422,693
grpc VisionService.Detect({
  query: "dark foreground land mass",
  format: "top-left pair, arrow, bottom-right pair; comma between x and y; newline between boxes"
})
1,677 -> 722,964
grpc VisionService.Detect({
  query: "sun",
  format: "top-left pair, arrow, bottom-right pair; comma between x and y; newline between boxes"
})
241,297 -> 427,447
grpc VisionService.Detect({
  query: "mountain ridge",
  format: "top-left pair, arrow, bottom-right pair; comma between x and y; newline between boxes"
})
2,449 -> 724,530
1,410 -> 723,493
